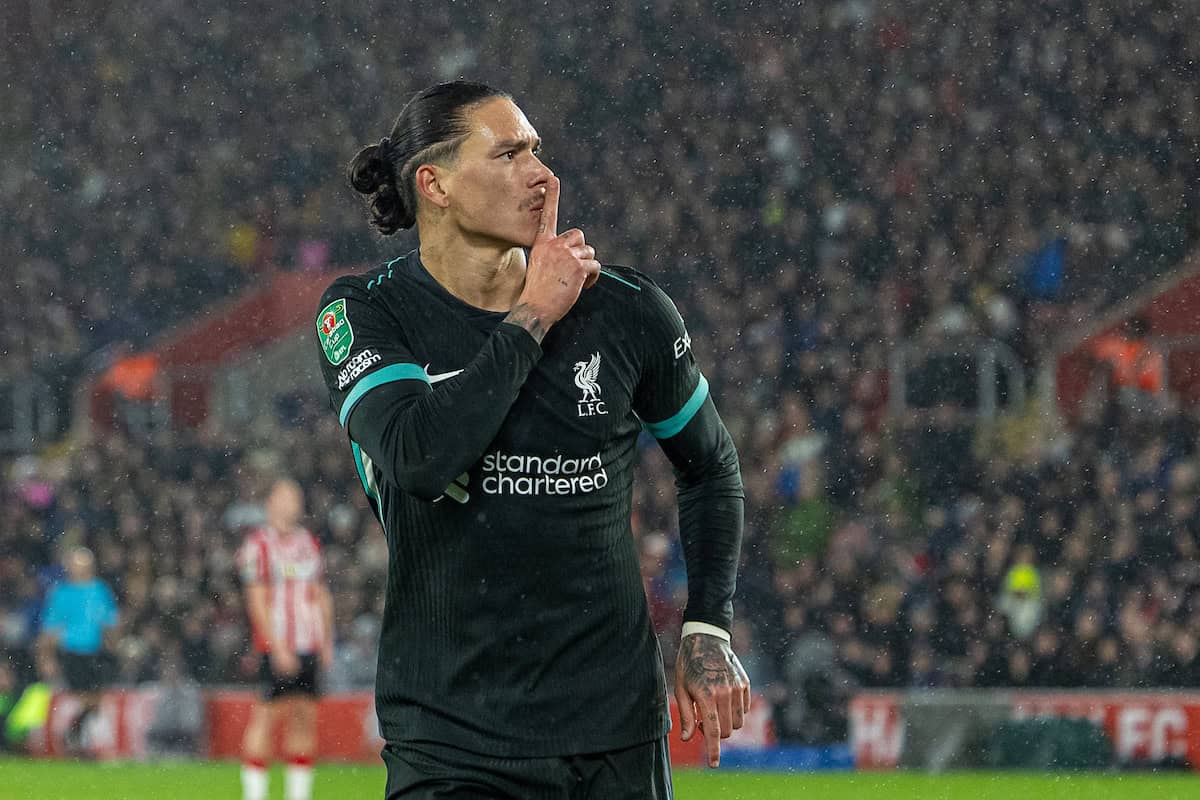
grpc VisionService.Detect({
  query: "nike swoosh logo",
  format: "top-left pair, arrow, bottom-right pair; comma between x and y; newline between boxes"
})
425,365 -> 464,384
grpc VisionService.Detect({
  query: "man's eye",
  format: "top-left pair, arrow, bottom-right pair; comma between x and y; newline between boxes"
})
532,145 -> 542,156
503,151 -> 516,160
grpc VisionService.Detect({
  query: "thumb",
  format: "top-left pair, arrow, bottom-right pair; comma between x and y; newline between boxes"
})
535,175 -> 560,242
675,682 -> 696,742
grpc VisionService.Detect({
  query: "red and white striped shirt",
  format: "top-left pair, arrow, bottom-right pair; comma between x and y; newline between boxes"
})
237,526 -> 327,655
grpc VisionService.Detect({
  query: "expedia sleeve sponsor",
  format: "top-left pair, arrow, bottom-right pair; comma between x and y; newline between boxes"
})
632,278 -> 707,435
480,450 -> 609,496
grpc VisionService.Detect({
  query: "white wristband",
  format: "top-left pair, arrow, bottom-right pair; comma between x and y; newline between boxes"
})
681,621 -> 731,642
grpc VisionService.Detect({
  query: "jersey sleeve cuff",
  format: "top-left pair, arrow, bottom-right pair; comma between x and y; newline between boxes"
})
496,320 -> 546,354
681,621 -> 731,642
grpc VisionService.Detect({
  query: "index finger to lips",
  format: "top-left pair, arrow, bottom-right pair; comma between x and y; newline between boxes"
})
536,176 -> 560,242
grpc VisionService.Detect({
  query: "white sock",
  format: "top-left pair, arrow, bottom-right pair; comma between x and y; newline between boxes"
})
241,762 -> 268,800
286,760 -> 314,800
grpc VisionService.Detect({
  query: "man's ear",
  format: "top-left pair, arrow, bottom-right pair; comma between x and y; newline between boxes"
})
415,164 -> 451,209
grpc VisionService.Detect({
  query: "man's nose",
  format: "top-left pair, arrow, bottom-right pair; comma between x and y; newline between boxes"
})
529,162 -> 554,187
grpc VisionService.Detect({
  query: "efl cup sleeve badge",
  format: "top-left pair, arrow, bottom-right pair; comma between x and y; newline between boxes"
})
318,298 -> 354,365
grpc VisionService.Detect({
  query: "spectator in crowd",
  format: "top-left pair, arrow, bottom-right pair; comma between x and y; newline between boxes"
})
996,563 -> 1045,641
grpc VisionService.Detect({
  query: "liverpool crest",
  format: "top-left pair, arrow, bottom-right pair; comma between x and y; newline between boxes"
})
574,353 -> 607,416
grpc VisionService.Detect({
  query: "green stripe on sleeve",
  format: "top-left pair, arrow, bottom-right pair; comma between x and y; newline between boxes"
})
599,269 -> 641,291
339,362 -> 430,426
643,374 -> 709,439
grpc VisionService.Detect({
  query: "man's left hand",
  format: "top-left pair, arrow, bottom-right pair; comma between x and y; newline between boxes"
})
673,632 -> 752,768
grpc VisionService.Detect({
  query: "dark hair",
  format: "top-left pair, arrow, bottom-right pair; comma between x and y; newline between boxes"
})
347,81 -> 508,234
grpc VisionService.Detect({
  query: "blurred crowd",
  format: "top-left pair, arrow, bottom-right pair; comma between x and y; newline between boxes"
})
6,0 -> 1197,396
1,400 -> 384,692
4,0 -> 1200,745
721,392 -> 1200,741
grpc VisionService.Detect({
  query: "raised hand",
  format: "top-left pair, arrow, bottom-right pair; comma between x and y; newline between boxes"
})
505,176 -> 601,342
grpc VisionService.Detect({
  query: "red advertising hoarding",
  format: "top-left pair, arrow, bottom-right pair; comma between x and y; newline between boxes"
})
33,689 -> 773,766
851,691 -> 1200,770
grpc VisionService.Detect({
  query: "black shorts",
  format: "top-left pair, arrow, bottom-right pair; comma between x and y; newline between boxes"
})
60,651 -> 108,693
259,654 -> 320,700
382,737 -> 673,800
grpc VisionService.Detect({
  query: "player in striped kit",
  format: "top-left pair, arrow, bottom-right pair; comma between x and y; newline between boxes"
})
238,479 -> 333,800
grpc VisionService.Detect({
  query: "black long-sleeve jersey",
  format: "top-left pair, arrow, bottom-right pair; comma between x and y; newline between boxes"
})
316,250 -> 743,756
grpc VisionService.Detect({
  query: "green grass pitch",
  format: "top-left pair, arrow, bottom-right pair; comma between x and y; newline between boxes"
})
1,760 -> 1197,799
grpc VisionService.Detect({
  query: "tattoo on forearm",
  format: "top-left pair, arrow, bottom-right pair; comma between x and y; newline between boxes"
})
505,303 -> 547,344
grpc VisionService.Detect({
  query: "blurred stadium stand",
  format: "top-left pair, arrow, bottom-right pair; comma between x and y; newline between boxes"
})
5,0 -> 1200,762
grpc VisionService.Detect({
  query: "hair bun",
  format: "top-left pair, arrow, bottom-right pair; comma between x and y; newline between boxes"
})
348,143 -> 394,195
369,183 -> 410,235
347,142 -> 411,233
